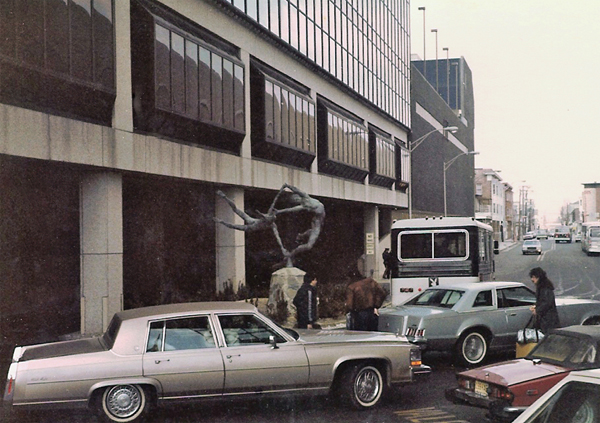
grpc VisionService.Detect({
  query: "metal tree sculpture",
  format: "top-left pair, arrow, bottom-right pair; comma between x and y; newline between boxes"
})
215,184 -> 325,267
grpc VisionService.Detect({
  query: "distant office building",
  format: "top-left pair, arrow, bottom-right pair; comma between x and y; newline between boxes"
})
0,0 -> 412,344
410,57 -> 476,217
582,183 -> 600,221
475,169 -> 505,240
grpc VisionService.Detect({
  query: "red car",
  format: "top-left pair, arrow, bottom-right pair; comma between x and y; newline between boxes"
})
446,325 -> 600,422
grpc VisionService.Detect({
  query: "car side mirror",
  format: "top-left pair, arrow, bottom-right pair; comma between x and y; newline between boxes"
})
269,335 -> 279,349
493,240 -> 499,255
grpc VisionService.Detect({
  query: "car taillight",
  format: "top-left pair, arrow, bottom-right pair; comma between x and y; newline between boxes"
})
6,376 -> 13,395
410,348 -> 422,367
457,377 -> 475,391
489,385 -> 514,402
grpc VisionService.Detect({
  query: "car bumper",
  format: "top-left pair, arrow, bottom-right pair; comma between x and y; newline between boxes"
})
445,388 -> 525,423
411,364 -> 432,382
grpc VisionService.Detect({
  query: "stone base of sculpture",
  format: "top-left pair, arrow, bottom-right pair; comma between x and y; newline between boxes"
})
267,267 -> 305,327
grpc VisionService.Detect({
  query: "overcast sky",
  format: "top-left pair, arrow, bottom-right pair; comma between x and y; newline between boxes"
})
410,0 -> 600,225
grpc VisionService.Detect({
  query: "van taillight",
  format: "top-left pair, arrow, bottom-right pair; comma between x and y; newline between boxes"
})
7,377 -> 13,394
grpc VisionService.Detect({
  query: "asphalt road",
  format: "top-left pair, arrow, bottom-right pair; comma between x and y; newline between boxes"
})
7,239 -> 600,423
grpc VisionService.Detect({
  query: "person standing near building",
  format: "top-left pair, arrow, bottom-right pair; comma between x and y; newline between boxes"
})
382,248 -> 392,279
529,267 -> 560,333
293,273 -> 318,329
345,277 -> 387,331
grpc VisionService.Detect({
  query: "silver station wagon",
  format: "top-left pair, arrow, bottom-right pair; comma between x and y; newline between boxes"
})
378,281 -> 600,366
3,302 -> 430,422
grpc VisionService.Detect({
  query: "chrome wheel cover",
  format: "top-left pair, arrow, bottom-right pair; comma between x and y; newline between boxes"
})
463,333 -> 486,364
104,385 -> 143,420
354,366 -> 382,406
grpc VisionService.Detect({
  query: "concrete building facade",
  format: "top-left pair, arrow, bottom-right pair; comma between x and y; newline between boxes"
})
582,183 -> 600,222
475,168 -> 505,240
0,0 -> 412,348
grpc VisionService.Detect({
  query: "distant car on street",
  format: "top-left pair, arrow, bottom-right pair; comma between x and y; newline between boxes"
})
536,229 -> 549,239
3,302 -> 430,422
522,239 -> 542,255
554,226 -> 572,243
523,232 -> 536,240
446,325 -> 600,422
378,281 -> 600,366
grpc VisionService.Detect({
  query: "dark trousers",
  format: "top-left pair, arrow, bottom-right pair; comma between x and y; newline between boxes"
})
351,308 -> 378,331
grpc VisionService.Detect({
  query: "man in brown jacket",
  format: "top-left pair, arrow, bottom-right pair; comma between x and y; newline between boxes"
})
345,277 -> 387,331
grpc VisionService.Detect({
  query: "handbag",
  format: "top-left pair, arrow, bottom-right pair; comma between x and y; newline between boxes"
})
517,315 -> 545,344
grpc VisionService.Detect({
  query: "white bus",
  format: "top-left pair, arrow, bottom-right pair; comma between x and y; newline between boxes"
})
389,217 -> 495,305
581,221 -> 600,256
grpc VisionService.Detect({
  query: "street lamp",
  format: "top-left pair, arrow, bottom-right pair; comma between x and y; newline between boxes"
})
408,125 -> 459,218
443,47 -> 450,103
431,29 -> 438,92
444,150 -> 479,216
419,7 -> 426,76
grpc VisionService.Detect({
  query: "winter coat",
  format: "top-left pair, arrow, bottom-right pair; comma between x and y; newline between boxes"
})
293,283 -> 318,328
535,283 -> 560,333
345,277 -> 387,313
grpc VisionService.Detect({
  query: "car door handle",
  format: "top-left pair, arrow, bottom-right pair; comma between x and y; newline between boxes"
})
509,313 -> 517,316
155,359 -> 170,364
226,354 -> 241,359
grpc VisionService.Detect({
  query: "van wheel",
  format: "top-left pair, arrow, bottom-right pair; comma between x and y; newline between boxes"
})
456,331 -> 488,366
338,364 -> 385,409
100,384 -> 149,423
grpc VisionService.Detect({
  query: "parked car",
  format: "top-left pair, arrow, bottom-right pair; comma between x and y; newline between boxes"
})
554,226 -> 572,243
511,368 -> 600,423
378,281 -> 600,366
446,325 -> 600,422
522,239 -> 542,255
523,232 -> 537,240
3,302 -> 430,422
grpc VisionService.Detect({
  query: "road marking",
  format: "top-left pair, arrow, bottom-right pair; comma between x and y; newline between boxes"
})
537,251 -> 545,262
394,407 -> 470,422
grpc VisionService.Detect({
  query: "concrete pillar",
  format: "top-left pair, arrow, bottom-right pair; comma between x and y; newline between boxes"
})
113,0 -> 133,133
215,187 -> 246,292
80,173 -> 123,335
364,205 -> 379,278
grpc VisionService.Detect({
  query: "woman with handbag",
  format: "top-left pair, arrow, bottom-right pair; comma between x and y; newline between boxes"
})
529,267 -> 560,333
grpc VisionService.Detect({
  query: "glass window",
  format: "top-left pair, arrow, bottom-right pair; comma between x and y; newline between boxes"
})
400,232 -> 432,259
473,291 -> 492,307
265,80 -> 274,140
233,64 -> 245,131
147,316 -> 216,352
170,32 -> 185,114
71,0 -> 93,81
199,46 -> 212,121
211,52 -> 223,124
406,289 -> 464,309
185,40 -> 199,119
433,231 -> 467,259
498,286 -> 536,308
222,59 -> 234,128
526,382 -> 600,423
218,314 -> 286,346
155,24 -> 171,111
46,0 -> 70,75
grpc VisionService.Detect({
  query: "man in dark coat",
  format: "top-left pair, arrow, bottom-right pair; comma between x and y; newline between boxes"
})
293,274 -> 318,329
345,277 -> 387,331
382,248 -> 392,279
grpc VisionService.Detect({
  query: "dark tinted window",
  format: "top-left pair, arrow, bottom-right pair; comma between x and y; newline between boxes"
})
498,286 -> 536,308
406,289 -> 463,308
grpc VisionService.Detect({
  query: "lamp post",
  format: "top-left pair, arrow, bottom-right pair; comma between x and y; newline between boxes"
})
444,151 -> 479,217
419,7 -> 426,76
443,47 -> 450,103
408,125 -> 459,218
431,29 -> 438,92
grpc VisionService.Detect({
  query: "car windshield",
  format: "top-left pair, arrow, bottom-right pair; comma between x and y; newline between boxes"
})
524,240 -> 538,245
529,333 -> 599,368
102,314 -> 121,349
405,289 -> 464,308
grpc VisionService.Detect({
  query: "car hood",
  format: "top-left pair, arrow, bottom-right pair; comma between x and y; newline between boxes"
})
297,329 -> 407,344
459,359 -> 570,386
19,337 -> 107,362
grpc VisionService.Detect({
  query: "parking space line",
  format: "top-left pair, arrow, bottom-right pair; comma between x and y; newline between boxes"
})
394,407 -> 470,422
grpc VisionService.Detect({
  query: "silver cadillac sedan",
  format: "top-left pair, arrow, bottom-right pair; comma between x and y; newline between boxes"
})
3,302 -> 430,422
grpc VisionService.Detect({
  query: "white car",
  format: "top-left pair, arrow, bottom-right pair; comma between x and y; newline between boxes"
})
512,368 -> 600,422
522,239 -> 542,255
